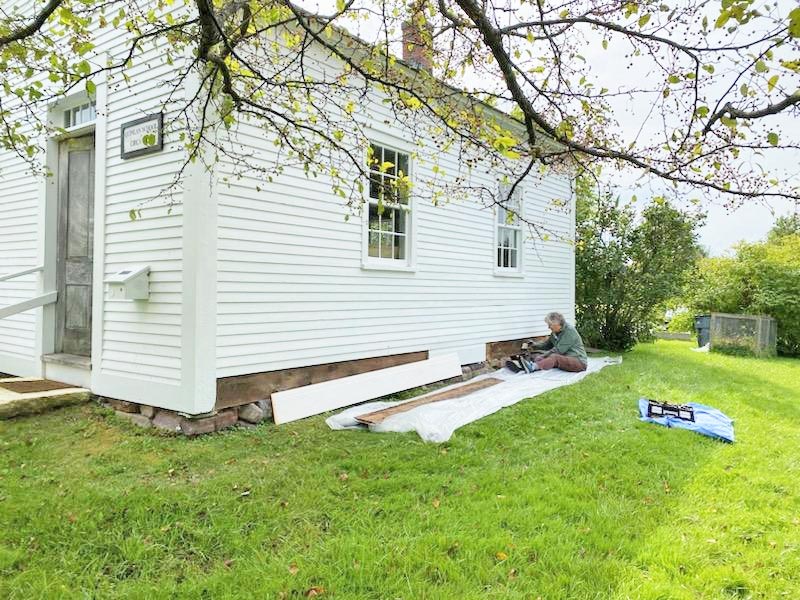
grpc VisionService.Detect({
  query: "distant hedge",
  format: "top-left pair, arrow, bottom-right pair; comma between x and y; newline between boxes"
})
685,235 -> 800,356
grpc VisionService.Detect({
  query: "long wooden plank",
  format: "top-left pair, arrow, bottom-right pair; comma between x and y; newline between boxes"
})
355,377 -> 503,425
271,353 -> 462,425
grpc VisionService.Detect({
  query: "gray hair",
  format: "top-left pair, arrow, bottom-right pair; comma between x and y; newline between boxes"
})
544,312 -> 566,327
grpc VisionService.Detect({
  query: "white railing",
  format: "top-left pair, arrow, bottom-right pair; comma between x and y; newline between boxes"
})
0,266 -> 57,319
0,265 -> 43,282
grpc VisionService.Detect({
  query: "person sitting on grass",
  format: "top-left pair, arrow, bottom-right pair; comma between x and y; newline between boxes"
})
523,312 -> 588,373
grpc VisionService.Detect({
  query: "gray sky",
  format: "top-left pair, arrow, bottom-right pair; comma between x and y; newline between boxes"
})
298,0 -> 799,255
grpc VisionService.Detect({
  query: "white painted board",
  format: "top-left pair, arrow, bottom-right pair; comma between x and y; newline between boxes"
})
271,353 -> 463,425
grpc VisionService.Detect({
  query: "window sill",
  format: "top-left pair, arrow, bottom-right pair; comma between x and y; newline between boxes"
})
494,268 -> 525,278
361,260 -> 416,273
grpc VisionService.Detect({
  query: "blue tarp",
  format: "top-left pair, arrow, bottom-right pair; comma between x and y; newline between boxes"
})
638,398 -> 735,443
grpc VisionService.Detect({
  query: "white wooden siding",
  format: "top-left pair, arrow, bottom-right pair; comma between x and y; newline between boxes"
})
0,151 -> 40,372
214,68 -> 574,377
0,3 -> 189,394
96,28 -> 187,386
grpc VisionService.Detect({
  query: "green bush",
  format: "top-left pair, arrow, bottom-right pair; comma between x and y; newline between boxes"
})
666,310 -> 696,333
685,235 -> 800,356
575,178 -> 703,351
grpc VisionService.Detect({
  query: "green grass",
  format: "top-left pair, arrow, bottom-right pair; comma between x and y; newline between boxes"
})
1,341 -> 799,599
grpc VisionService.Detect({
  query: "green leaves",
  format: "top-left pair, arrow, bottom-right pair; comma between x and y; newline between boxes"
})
767,132 -> 779,146
767,74 -> 779,92
789,7 -> 800,38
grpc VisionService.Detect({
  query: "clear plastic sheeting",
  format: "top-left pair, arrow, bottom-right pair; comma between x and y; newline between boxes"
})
326,357 -> 622,443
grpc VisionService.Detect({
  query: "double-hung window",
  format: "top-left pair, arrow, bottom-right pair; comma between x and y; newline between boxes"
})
496,184 -> 523,272
366,143 -> 411,263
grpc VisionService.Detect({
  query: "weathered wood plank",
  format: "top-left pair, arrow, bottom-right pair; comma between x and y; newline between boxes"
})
215,351 -> 428,410
271,353 -> 462,425
355,377 -> 503,425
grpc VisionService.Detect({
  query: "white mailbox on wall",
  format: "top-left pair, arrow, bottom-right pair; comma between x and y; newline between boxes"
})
106,266 -> 150,300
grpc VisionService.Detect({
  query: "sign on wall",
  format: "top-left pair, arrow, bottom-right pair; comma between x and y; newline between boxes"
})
120,113 -> 163,159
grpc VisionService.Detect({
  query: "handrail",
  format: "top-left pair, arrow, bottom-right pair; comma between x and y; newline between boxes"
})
0,265 -> 43,283
0,291 -> 57,320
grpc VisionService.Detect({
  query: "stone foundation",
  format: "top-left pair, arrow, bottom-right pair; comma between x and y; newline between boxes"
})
104,397 -> 270,436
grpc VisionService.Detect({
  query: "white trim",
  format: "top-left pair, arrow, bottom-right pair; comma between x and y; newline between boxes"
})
0,354 -> 41,378
179,66 -> 218,414
493,183 -> 525,276
43,360 -> 91,389
271,353 -> 462,425
90,68 -> 109,395
493,269 -> 525,278
361,141 -> 416,270
92,371 -> 185,408
360,261 -> 417,272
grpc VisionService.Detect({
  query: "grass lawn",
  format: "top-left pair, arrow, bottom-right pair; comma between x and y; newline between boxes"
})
1,340 -> 799,599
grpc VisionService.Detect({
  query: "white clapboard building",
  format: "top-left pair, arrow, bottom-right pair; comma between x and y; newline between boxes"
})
0,6 -> 575,424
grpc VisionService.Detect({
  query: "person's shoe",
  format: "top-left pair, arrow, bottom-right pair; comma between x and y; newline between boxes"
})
505,359 -> 523,373
521,357 -> 537,373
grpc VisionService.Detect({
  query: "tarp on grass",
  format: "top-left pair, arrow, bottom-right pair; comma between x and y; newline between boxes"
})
638,398 -> 735,443
326,356 -> 621,443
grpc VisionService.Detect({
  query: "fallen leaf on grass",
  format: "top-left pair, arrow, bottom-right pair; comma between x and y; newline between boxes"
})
432,498 -> 441,509
306,586 -> 325,597
495,551 -> 508,561
223,559 -> 234,569
338,472 -> 349,481
288,564 -> 299,576
508,568 -> 518,579
239,490 -> 251,498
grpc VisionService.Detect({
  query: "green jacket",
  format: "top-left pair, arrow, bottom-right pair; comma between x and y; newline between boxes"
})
532,323 -> 588,364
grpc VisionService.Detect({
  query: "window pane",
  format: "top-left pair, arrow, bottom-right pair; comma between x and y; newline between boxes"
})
369,144 -> 382,170
369,173 -> 382,200
393,209 -> 406,234
368,231 -> 380,257
397,177 -> 410,204
497,247 -> 503,267
383,149 -> 396,175
397,153 -> 409,177
394,234 -> 406,260
508,249 -> 517,269
380,209 -> 393,232
380,234 -> 393,259
368,203 -> 381,231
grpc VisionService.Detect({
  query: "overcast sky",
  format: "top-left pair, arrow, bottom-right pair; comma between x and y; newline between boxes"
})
298,0 -> 799,255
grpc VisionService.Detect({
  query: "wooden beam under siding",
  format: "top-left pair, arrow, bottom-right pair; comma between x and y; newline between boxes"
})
215,351 -> 429,410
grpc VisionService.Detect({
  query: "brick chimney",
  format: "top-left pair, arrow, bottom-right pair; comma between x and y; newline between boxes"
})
401,2 -> 433,71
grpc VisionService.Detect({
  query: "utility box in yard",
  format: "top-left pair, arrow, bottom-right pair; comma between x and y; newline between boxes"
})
709,313 -> 777,357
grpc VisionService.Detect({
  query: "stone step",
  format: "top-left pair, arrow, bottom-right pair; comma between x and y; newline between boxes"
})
0,377 -> 91,419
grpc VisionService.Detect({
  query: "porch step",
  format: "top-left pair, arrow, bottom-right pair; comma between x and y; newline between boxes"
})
0,377 -> 91,420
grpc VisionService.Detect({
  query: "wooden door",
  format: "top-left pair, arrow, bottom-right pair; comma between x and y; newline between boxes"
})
55,136 -> 95,357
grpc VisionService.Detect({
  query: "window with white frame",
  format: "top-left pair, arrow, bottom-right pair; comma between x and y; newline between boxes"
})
64,101 -> 96,129
366,143 -> 411,262
496,184 -> 523,270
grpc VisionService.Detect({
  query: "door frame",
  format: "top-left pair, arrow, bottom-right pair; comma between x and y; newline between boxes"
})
36,84 -> 107,387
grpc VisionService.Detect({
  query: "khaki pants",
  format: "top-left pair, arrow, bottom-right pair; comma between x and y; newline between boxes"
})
534,354 -> 587,372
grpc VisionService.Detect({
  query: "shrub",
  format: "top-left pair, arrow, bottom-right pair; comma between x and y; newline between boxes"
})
575,179 -> 703,351
685,235 -> 800,356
